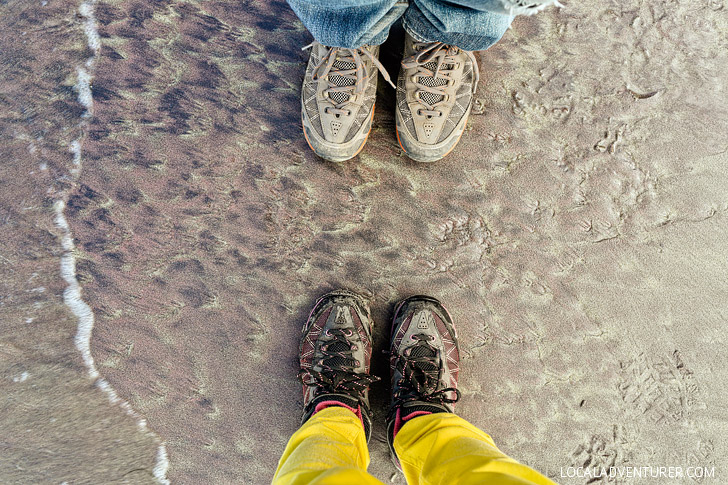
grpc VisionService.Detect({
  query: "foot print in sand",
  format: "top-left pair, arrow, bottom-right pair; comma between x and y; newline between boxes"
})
618,350 -> 705,424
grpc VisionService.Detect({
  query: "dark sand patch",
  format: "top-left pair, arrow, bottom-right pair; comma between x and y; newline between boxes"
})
3,0 -> 727,483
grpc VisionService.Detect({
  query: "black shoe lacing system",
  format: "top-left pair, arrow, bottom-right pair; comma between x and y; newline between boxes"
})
298,328 -> 380,402
392,334 -> 460,408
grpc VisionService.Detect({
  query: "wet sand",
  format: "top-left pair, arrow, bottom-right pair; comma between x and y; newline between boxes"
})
2,0 -> 727,483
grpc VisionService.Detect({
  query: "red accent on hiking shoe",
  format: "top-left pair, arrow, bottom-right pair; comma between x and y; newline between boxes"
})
392,407 -> 433,438
313,400 -> 365,427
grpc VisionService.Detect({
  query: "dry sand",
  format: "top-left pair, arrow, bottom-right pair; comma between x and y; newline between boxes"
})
1,0 -> 727,483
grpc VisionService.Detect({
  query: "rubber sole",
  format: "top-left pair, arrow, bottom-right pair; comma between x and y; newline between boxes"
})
396,122 -> 466,163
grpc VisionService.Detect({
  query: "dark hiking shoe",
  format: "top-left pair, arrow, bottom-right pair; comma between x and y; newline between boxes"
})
386,295 -> 461,469
298,290 -> 380,441
301,42 -> 395,162
395,33 -> 479,162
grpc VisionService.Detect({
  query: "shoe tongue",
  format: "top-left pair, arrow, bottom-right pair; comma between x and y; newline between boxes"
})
312,393 -> 360,410
409,344 -> 438,373
409,344 -> 435,358
325,339 -> 352,368
328,59 -> 357,105
417,61 -> 450,106
417,61 -> 455,106
422,60 -> 453,73
401,402 -> 445,418
327,340 -> 350,353
333,59 -> 356,71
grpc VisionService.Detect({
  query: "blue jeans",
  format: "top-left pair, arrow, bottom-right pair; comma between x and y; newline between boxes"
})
286,0 -> 551,51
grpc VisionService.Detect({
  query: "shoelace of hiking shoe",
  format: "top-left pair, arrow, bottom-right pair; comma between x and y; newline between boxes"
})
303,42 -> 396,117
401,41 -> 479,118
298,328 -> 380,398
392,334 -> 460,406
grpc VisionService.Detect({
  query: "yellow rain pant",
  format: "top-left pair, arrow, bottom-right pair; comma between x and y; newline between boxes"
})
273,407 -> 557,485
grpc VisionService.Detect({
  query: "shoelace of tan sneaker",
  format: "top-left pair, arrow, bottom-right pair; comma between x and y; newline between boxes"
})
401,41 -> 479,119
303,42 -> 396,117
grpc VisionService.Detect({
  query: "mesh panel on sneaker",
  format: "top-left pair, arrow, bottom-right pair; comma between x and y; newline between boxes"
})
302,49 -> 325,138
408,345 -> 439,372
326,340 -> 353,368
343,69 -> 377,143
333,60 -> 356,71
417,61 -> 449,106
326,60 -> 356,104
418,76 -> 447,88
329,74 -> 353,87
303,81 -> 324,138
422,61 -> 453,72
420,91 -> 442,106
329,91 -> 350,104
436,63 -> 474,143
397,74 -> 417,137
409,345 -> 435,358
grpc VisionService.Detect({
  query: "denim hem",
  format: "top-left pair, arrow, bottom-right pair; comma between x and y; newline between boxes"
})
287,0 -> 517,52
361,1 -> 408,46
402,4 -> 513,51
287,1 -> 407,49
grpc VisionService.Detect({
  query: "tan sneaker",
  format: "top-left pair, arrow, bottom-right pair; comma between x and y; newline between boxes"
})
301,42 -> 394,162
395,34 -> 479,163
